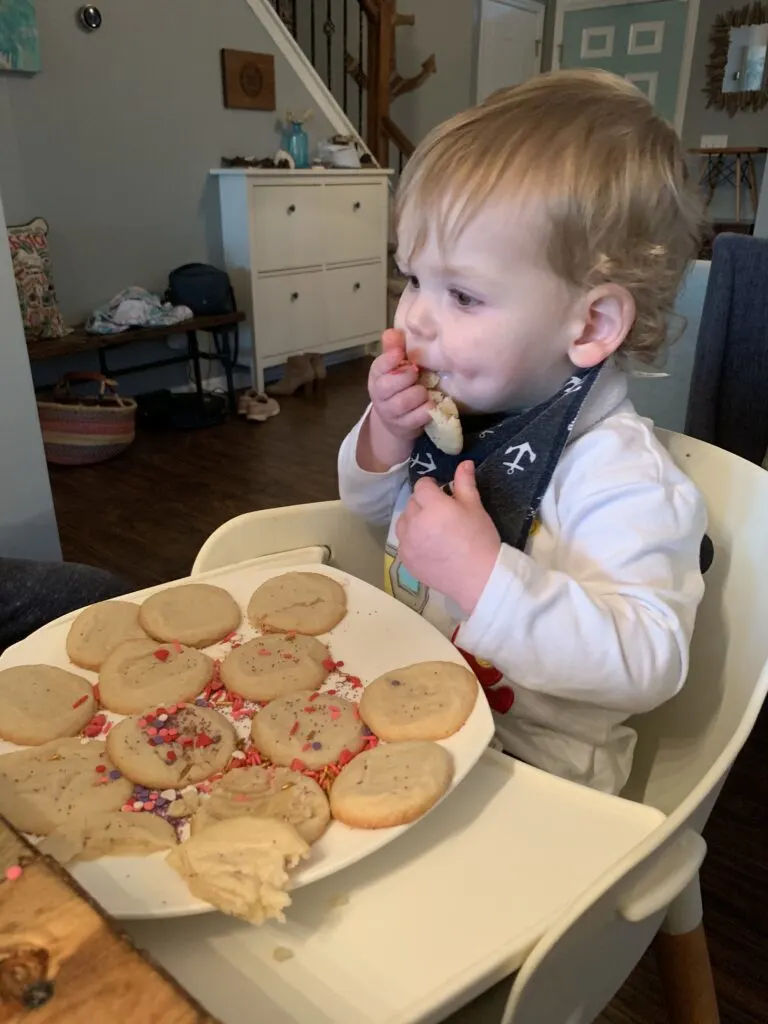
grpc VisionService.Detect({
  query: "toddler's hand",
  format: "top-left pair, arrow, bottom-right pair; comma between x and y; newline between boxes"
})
396,461 -> 501,617
368,329 -> 432,443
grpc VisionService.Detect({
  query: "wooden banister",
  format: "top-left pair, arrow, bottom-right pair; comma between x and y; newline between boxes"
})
382,114 -> 415,158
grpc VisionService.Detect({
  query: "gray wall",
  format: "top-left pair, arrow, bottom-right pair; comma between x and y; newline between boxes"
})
0,190 -> 61,560
392,0 -> 477,145
0,0 -> 334,391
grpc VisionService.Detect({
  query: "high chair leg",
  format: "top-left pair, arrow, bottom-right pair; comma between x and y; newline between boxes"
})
654,907 -> 719,1024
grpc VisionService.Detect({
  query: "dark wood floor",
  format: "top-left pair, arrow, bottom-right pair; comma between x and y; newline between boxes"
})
49,357 -> 767,1024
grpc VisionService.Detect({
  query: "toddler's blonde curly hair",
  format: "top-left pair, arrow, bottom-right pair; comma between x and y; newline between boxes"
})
395,69 -> 702,363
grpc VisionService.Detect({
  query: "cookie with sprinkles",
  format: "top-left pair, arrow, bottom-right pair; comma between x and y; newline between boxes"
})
139,583 -> 241,648
359,661 -> 478,742
0,665 -> 96,746
247,572 -> 347,635
98,638 -> 215,715
330,740 -> 454,829
106,704 -> 237,789
0,738 -> 132,835
66,600 -> 148,671
250,693 -> 365,770
220,635 -> 331,703
191,765 -> 330,844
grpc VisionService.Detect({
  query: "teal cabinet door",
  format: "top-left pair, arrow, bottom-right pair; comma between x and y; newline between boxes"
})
561,1 -> 687,122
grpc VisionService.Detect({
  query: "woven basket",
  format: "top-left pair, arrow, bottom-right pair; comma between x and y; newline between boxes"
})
37,372 -> 137,466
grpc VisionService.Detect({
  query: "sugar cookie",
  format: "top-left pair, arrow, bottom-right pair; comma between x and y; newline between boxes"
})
192,765 -> 330,844
0,738 -> 132,835
0,665 -> 96,746
247,572 -> 347,635
106,704 -> 237,789
167,817 -> 309,924
220,635 -> 330,702
418,370 -> 463,455
66,600 -> 147,670
330,740 -> 453,829
41,811 -> 177,865
251,693 -> 365,769
139,583 -> 241,648
98,638 -> 214,715
359,661 -> 477,741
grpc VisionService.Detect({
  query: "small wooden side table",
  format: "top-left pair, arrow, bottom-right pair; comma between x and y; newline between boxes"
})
689,146 -> 768,222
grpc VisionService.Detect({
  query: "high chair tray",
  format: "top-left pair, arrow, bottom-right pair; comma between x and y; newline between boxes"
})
127,749 -> 664,1024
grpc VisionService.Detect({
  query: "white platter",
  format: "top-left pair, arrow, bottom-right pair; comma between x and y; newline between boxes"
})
0,562 -> 494,920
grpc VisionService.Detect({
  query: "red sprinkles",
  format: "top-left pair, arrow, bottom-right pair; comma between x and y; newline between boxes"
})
72,694 -> 89,709
153,648 -> 171,662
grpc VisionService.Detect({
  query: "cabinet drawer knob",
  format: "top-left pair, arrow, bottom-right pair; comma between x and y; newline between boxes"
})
291,291 -> 299,301
353,201 -> 361,211
287,204 -> 296,214
353,282 -> 361,291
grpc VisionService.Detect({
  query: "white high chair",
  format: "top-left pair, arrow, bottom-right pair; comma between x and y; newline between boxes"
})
191,431 -> 768,1024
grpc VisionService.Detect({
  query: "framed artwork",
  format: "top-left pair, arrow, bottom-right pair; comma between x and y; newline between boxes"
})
221,49 -> 276,111
0,0 -> 40,73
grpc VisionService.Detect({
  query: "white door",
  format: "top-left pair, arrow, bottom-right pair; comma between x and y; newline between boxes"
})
476,0 -> 545,103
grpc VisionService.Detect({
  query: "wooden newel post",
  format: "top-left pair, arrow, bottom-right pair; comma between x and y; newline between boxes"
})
370,0 -> 395,165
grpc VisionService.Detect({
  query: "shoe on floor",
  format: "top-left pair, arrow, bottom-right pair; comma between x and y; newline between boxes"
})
238,388 -> 260,416
246,394 -> 280,422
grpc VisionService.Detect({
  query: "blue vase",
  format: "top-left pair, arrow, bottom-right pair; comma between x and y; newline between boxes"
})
286,122 -> 310,168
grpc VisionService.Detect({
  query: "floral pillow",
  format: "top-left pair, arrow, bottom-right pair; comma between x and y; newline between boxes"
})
7,217 -> 68,340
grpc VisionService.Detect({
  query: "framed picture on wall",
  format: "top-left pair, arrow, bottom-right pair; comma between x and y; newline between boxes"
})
0,0 -> 41,73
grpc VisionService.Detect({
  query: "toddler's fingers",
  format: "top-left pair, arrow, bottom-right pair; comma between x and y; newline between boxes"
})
375,366 -> 421,403
381,328 -> 407,358
391,401 -> 433,434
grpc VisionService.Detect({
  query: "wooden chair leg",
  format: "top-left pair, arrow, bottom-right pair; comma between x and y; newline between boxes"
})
654,923 -> 720,1024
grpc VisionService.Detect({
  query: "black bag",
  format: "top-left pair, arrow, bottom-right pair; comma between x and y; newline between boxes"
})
167,263 -> 234,316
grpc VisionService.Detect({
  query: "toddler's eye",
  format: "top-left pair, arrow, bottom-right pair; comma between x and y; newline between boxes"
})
451,288 -> 479,309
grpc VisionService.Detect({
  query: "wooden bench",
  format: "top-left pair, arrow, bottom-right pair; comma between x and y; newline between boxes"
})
27,312 -> 246,413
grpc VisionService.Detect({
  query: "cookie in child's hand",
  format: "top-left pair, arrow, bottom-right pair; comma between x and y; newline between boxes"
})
418,370 -> 463,455
359,660 -> 477,742
330,740 -> 453,829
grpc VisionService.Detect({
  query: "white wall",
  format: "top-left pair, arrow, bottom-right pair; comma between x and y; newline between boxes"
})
0,190 -> 61,560
391,0 -> 477,145
1,0 -> 335,321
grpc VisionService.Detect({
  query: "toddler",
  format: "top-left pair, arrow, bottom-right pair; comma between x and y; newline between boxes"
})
338,70 -> 707,794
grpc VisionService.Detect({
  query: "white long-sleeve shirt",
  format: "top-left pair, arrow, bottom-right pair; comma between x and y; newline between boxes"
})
338,365 -> 707,794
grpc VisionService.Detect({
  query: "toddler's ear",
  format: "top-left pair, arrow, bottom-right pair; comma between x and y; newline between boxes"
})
569,284 -> 635,369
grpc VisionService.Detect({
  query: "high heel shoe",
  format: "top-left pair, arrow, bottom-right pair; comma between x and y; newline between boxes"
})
266,354 -> 317,397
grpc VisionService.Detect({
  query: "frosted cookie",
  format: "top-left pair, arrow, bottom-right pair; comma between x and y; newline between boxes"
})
98,638 -> 214,715
247,572 -> 347,635
167,817 -> 309,924
0,665 -> 96,746
330,740 -> 453,829
106,704 -> 237,789
0,738 -> 132,835
40,810 -> 177,865
220,635 -> 331,702
139,583 -> 241,648
418,370 -> 463,455
359,661 -> 477,742
251,693 -> 365,770
192,766 -> 330,844
66,600 -> 147,670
